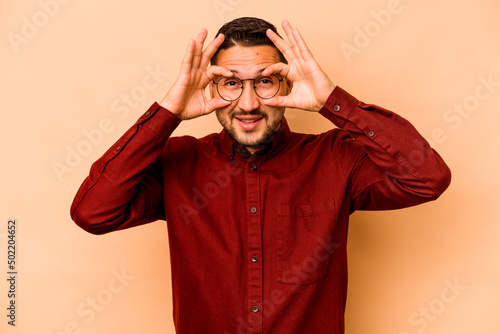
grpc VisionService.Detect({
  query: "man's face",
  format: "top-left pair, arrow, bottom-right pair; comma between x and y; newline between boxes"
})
211,45 -> 289,151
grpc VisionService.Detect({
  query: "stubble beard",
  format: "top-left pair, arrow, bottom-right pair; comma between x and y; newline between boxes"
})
217,110 -> 283,149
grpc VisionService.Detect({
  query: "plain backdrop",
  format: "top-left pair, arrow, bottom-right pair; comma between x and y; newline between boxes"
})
1,0 -> 499,333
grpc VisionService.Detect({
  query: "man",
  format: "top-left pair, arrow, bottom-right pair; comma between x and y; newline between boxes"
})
71,17 -> 451,334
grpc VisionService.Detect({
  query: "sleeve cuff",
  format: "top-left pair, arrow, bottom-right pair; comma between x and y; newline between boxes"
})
318,86 -> 360,128
138,102 -> 182,139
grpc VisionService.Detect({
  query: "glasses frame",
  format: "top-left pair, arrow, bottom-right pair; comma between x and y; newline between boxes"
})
212,74 -> 285,102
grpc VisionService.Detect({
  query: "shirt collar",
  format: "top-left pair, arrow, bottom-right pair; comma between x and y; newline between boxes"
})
218,117 -> 293,160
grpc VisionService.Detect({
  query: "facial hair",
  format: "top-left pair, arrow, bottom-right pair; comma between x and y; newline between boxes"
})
217,109 -> 283,149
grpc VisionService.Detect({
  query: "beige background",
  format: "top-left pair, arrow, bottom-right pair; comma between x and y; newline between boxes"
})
1,0 -> 499,333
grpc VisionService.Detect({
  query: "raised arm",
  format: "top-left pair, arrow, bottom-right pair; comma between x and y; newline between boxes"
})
159,29 -> 232,119
263,20 -> 336,111
265,20 -> 451,209
71,29 -> 229,234
320,87 -> 451,210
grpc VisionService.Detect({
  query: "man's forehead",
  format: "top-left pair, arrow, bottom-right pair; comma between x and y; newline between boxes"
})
215,45 -> 282,67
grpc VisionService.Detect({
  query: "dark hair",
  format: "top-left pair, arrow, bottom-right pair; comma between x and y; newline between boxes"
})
211,17 -> 287,65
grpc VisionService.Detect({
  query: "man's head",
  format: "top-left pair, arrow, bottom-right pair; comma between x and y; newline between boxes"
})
211,17 -> 286,66
210,17 -> 290,153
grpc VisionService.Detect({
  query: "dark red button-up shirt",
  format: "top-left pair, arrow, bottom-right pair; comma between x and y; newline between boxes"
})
71,87 -> 451,333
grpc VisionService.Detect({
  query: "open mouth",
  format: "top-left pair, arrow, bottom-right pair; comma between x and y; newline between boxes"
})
234,116 -> 264,130
237,118 -> 261,123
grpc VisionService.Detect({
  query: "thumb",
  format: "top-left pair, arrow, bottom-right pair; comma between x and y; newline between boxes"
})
262,95 -> 295,109
206,97 -> 232,113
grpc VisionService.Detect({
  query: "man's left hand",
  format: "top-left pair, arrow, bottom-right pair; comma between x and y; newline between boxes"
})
263,20 -> 336,112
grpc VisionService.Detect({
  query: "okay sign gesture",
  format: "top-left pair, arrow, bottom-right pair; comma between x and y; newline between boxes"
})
263,21 -> 336,112
160,29 -> 232,120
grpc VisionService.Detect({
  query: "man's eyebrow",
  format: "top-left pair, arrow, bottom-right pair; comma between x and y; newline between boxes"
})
229,69 -> 266,76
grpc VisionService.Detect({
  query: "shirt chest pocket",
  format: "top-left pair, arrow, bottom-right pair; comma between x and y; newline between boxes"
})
276,199 -> 336,286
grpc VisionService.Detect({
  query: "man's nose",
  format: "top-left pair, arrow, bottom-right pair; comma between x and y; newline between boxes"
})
236,82 -> 260,112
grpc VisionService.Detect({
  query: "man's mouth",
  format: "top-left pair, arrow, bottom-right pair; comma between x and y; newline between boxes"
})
234,115 -> 264,130
236,117 -> 262,123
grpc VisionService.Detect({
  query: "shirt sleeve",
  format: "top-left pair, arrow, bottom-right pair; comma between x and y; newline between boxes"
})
319,86 -> 452,211
70,102 -> 181,234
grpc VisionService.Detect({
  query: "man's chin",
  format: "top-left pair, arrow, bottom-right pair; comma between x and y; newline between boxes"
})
231,128 -> 275,148
233,133 -> 264,147
223,118 -> 278,149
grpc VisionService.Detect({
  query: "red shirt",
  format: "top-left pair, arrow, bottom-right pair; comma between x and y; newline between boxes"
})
71,87 -> 451,333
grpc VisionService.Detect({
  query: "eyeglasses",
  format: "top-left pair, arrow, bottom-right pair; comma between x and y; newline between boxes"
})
213,74 -> 285,101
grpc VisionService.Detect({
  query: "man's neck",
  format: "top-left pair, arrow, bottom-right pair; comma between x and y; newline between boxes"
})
245,146 -> 259,154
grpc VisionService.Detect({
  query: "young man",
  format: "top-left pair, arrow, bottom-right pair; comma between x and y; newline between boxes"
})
71,17 -> 451,334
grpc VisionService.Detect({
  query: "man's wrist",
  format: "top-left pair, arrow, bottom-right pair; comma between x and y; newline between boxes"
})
312,84 -> 337,112
321,84 -> 337,105
158,99 -> 183,120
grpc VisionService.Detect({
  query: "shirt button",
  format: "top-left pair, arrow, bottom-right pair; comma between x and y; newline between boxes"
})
251,305 -> 259,313
250,164 -> 258,171
368,130 -> 375,137
250,207 -> 257,214
251,256 -> 258,263
116,146 -> 121,151
145,111 -> 151,116
333,104 -> 341,112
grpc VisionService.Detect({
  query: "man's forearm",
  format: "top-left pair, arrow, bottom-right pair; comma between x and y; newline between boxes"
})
319,86 -> 451,209
70,103 -> 181,234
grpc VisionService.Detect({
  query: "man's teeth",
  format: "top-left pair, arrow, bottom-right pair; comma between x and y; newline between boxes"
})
239,119 -> 260,123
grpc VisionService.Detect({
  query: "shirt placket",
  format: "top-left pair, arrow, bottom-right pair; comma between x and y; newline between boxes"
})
245,158 -> 263,333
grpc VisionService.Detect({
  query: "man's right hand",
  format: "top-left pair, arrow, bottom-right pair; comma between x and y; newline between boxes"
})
159,29 -> 232,120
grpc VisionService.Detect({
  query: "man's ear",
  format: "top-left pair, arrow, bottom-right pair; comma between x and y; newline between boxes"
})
285,78 -> 293,95
209,82 -> 215,98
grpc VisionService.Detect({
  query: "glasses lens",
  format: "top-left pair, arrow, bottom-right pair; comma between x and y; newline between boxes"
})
217,77 -> 242,101
254,75 -> 280,99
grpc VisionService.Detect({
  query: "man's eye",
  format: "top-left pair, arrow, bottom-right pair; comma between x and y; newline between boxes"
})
223,80 -> 241,87
256,77 -> 274,85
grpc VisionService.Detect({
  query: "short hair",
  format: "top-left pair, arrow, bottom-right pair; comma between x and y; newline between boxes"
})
211,17 -> 287,65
